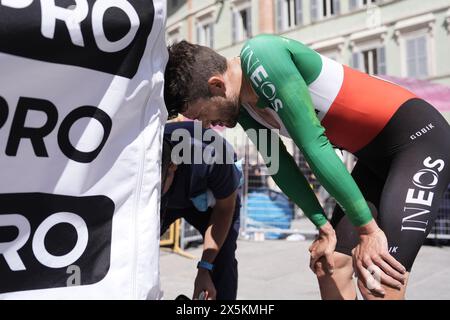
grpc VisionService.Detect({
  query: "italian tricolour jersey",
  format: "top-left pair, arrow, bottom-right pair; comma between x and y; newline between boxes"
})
0,0 -> 167,299
308,55 -> 416,153
242,34 -> 416,153
239,34 -> 418,228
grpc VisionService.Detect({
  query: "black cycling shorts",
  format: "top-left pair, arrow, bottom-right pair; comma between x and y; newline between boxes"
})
331,98 -> 450,271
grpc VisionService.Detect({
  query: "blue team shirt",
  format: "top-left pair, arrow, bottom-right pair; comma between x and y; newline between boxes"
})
164,122 -> 241,211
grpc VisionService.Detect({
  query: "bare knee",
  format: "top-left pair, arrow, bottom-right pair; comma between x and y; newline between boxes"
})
316,253 -> 356,300
316,253 -> 352,278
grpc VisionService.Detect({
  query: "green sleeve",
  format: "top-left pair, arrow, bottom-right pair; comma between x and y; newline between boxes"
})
241,35 -> 373,227
238,108 -> 328,228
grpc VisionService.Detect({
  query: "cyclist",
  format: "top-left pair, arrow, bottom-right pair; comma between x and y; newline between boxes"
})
163,34 -> 450,299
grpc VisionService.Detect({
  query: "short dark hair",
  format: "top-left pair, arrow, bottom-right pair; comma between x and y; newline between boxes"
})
161,136 -> 173,185
164,41 -> 228,118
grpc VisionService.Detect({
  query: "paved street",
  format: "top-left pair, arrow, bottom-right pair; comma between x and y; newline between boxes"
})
160,239 -> 450,300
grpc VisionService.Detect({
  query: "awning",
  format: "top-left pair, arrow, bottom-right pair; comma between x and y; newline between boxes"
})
381,76 -> 450,122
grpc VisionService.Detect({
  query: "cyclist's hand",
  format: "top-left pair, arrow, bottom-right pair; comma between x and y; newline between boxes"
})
309,222 -> 336,276
193,269 -> 216,300
353,220 -> 407,296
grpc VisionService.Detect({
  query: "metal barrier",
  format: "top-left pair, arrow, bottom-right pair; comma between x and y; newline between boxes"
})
239,142 -> 450,243
318,184 -> 450,241
429,185 -> 450,240
160,219 -> 196,259
169,133 -> 450,247
241,177 -> 318,239
180,218 -> 203,250
245,187 -> 295,239
240,141 -> 322,240
160,222 -> 175,247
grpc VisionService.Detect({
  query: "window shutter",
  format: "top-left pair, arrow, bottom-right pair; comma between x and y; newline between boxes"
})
406,38 -> 417,77
247,8 -> 252,37
196,23 -> 201,44
377,46 -> 386,75
352,52 -> 361,70
311,0 -> 319,22
295,0 -> 303,26
232,10 -> 237,43
277,0 -> 284,32
209,23 -> 214,48
417,36 -> 428,78
333,0 -> 341,15
349,0 -> 359,11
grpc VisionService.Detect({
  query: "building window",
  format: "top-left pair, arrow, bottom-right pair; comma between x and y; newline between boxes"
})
311,38 -> 345,63
352,47 -> 386,75
316,49 -> 340,62
276,0 -> 303,32
196,20 -> 214,48
167,27 -> 181,46
349,0 -> 378,11
232,6 -> 252,43
311,0 -> 340,22
393,13 -> 435,79
322,52 -> 339,62
406,35 -> 429,79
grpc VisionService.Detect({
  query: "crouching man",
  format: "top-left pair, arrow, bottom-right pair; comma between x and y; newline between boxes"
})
160,121 -> 242,300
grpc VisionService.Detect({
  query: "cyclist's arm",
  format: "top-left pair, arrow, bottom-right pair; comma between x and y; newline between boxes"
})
238,108 -> 328,227
241,35 -> 373,227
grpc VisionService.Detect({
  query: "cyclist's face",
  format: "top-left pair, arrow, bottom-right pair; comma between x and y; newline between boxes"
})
182,95 -> 240,128
182,68 -> 242,128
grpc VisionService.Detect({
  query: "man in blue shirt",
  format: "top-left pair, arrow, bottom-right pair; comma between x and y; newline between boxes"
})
160,121 -> 242,300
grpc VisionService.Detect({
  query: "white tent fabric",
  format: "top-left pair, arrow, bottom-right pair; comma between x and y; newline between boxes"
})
0,0 -> 167,299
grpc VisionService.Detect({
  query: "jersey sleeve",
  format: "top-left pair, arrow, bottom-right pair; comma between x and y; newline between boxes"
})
238,108 -> 328,228
240,35 -> 373,227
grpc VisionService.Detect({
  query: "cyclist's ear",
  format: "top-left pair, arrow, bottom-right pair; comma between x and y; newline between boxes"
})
208,76 -> 226,97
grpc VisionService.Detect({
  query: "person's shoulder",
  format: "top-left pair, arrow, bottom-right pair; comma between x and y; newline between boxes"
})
240,35 -> 286,74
